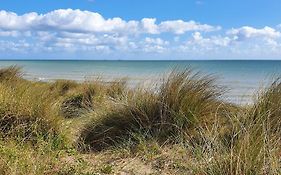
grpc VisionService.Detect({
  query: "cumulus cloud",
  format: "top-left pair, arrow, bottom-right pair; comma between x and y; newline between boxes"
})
0,9 -> 140,34
190,32 -> 232,47
140,37 -> 170,53
178,32 -> 233,56
0,9 -> 219,35
159,20 -> 220,34
0,9 -> 281,59
141,18 -> 159,34
0,11 -> 38,30
227,26 -> 281,40
0,9 -> 222,57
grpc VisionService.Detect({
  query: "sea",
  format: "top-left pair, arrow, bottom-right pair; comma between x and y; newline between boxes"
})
0,60 -> 281,105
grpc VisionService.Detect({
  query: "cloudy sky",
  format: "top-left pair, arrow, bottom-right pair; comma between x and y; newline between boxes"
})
0,0 -> 281,60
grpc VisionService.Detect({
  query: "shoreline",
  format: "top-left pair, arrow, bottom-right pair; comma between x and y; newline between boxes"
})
0,60 -> 277,105
24,75 -> 260,105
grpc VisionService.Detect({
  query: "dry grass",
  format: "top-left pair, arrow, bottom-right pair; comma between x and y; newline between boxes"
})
79,69 -> 228,151
0,66 -> 279,174
0,66 -> 22,82
0,79 -> 62,143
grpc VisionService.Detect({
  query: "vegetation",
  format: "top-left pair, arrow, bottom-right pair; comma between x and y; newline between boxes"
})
0,66 -> 280,174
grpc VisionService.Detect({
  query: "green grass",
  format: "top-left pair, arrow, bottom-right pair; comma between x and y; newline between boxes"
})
0,77 -> 61,143
0,66 -> 280,174
79,69 -> 226,151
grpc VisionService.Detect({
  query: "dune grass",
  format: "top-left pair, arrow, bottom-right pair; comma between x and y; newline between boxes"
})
0,66 -> 280,174
0,73 -> 61,143
0,66 -> 22,82
79,69 -> 227,151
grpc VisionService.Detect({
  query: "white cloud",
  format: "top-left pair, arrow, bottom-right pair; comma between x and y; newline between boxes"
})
0,40 -> 31,53
0,11 -> 38,30
139,19 -> 220,35
227,26 -> 281,40
0,9 -> 139,34
175,30 -> 281,58
144,37 -> 169,46
141,18 -> 159,34
140,37 -> 169,53
189,32 -> 232,47
0,9 -> 281,59
0,30 -> 20,37
0,9 -> 219,35
159,20 -> 221,34
177,32 -> 233,56
38,9 -> 140,34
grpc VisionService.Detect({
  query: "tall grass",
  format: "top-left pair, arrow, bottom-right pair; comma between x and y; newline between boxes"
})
0,66 -> 280,174
188,110 -> 280,174
0,81 -> 62,142
0,66 -> 22,82
188,79 -> 281,174
79,69 -> 227,150
252,78 -> 281,135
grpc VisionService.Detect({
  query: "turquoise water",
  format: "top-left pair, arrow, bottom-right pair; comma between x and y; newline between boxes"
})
1,60 -> 281,104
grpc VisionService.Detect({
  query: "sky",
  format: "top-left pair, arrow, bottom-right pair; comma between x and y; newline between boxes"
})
0,0 -> 281,60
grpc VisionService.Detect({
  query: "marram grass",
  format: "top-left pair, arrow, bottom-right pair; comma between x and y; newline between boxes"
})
0,66 -> 279,174
79,69 -> 226,150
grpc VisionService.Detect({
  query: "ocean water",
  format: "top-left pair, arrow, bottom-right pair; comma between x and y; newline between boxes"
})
0,60 -> 281,104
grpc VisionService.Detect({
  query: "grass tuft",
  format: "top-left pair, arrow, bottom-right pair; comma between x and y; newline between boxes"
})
0,66 -> 22,82
79,69 -> 226,151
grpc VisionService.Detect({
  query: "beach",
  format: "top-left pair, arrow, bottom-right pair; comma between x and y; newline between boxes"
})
0,60 -> 280,104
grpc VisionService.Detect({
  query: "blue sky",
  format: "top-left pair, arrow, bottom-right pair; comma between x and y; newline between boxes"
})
0,0 -> 281,59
